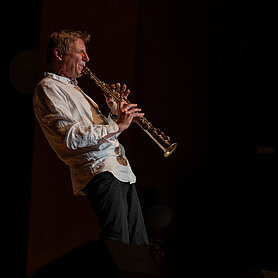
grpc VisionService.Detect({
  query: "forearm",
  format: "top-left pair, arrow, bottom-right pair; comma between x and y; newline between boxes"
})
65,120 -> 119,149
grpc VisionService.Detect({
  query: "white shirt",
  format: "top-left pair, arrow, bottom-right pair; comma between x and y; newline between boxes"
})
33,72 -> 136,196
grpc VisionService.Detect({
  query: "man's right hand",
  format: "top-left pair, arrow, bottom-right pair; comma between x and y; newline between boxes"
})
116,101 -> 144,132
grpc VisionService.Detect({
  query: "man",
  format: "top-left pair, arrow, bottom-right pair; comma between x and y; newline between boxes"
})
33,29 -> 149,245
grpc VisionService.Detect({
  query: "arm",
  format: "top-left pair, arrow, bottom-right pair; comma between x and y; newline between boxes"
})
33,83 -> 120,151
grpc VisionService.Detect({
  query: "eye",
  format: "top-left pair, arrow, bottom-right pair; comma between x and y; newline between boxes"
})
75,49 -> 84,54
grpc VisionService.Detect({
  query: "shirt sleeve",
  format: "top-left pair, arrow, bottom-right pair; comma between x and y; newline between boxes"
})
106,113 -> 122,139
33,82 -> 119,151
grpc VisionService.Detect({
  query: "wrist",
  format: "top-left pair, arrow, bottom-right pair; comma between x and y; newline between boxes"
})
110,112 -> 118,121
116,122 -> 126,133
110,112 -> 118,119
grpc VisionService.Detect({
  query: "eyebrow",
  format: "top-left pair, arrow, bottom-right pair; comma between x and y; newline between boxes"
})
73,47 -> 87,53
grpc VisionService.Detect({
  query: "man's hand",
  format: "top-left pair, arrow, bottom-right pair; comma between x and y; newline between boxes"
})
116,101 -> 144,132
104,82 -> 143,132
104,83 -> 130,116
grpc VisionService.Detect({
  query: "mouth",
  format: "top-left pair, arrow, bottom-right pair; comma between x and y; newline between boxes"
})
79,63 -> 86,73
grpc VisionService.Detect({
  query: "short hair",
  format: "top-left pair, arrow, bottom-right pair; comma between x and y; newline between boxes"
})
46,29 -> 91,64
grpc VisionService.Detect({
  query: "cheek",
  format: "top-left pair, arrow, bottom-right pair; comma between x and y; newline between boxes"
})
74,57 -> 82,68
66,58 -> 79,71
63,57 -> 74,68
62,55 -> 82,75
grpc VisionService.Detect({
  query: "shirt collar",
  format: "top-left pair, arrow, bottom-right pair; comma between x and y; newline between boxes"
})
44,72 -> 78,86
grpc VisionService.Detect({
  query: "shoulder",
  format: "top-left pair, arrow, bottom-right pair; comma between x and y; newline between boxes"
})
35,76 -> 60,92
34,77 -> 69,107
35,75 -> 69,97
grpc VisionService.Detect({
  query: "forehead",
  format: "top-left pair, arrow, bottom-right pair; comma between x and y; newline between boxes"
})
70,38 -> 86,49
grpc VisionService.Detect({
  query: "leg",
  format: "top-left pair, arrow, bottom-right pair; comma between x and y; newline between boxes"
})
127,184 -> 149,246
83,172 -> 130,244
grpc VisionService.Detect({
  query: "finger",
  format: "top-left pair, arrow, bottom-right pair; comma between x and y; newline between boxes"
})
124,89 -> 130,99
110,84 -> 116,93
104,93 -> 111,100
125,109 -> 143,119
116,83 -> 121,92
122,103 -> 138,112
132,112 -> 145,118
126,108 -> 142,114
104,95 -> 110,103
105,94 -> 115,104
121,84 -> 127,94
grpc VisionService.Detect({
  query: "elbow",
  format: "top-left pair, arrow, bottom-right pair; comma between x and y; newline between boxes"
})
65,123 -> 80,150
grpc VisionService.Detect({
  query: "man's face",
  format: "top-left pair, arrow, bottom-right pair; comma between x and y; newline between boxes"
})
59,38 -> 89,79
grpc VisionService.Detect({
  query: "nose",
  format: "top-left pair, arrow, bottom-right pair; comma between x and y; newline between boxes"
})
83,51 -> 89,62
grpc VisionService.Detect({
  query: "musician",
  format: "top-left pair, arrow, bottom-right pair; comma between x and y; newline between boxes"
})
33,29 -> 149,245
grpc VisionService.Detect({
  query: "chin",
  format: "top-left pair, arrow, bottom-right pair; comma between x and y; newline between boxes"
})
77,67 -> 84,77
75,70 -> 83,78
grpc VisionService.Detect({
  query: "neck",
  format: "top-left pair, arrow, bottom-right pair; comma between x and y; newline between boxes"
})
48,63 -> 73,79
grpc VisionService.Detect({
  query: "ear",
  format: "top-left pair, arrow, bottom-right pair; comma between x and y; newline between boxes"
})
54,48 -> 63,61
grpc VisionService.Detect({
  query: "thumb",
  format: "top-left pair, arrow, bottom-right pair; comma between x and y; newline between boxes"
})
104,93 -> 111,100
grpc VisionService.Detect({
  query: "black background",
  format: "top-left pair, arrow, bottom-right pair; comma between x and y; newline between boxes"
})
4,0 -> 278,277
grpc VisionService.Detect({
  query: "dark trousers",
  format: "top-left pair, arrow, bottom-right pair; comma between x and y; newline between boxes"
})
83,172 -> 149,246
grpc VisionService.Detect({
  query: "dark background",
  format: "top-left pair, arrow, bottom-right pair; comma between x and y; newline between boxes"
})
4,0 -> 278,277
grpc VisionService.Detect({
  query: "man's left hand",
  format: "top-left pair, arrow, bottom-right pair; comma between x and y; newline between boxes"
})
105,83 -> 130,116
